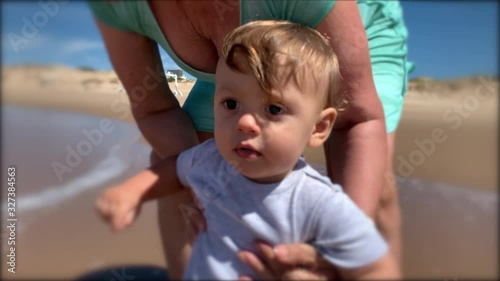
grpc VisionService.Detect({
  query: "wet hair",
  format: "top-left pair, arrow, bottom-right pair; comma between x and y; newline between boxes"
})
222,20 -> 344,110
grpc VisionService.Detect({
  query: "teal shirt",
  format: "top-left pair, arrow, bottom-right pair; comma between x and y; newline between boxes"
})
89,0 -> 413,133
88,1 -> 335,83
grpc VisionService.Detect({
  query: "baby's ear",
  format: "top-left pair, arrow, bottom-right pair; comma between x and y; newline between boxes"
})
308,107 -> 337,148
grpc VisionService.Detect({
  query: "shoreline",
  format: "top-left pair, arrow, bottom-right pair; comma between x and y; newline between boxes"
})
2,66 -> 498,190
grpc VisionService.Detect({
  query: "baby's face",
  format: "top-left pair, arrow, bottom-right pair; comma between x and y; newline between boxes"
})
214,59 -> 325,183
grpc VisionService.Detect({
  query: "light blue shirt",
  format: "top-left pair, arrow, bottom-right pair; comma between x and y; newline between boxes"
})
177,139 -> 387,280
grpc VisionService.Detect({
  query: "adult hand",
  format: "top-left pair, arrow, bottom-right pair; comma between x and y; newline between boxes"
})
178,191 -> 207,241
238,241 -> 339,280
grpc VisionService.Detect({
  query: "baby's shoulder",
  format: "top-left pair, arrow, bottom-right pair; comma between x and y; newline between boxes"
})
185,139 -> 232,178
177,138 -> 225,178
194,138 -> 220,158
301,164 -> 343,194
290,163 -> 345,211
181,139 -> 220,163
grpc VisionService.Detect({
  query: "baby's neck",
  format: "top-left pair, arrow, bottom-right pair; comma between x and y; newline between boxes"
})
245,159 -> 302,184
246,169 -> 293,184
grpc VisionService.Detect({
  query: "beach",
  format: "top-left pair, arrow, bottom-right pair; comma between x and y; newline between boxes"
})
1,65 -> 498,279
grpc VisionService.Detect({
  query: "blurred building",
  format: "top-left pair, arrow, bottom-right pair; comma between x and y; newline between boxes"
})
167,69 -> 185,79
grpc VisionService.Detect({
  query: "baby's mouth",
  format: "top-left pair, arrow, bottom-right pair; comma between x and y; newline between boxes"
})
234,145 -> 262,160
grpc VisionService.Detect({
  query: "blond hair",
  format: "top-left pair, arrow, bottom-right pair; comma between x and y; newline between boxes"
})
222,20 -> 343,109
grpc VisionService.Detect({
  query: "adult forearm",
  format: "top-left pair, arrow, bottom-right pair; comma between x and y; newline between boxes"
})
134,106 -> 198,279
136,107 -> 200,159
325,119 -> 387,218
132,107 -> 199,200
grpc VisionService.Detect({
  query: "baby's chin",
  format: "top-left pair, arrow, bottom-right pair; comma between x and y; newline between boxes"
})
221,152 -> 294,183
239,167 -> 292,184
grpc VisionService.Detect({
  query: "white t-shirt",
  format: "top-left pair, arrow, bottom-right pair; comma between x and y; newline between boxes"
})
177,139 -> 387,280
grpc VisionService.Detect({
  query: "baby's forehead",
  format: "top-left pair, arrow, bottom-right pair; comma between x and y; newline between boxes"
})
265,79 -> 327,103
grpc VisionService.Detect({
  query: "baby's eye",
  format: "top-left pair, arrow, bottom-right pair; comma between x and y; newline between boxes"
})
223,99 -> 239,110
267,104 -> 284,115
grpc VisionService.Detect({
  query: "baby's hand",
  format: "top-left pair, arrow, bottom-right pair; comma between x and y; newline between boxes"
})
96,185 -> 142,231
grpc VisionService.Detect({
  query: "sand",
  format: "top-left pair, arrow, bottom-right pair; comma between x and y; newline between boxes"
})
1,65 -> 498,279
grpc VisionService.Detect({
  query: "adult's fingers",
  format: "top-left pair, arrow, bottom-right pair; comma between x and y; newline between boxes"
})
273,243 -> 319,268
275,243 -> 339,280
281,269 -> 327,281
179,202 -> 206,230
190,207 -> 206,232
238,251 -> 275,280
254,241 -> 290,277
191,190 -> 204,211
178,201 -> 206,242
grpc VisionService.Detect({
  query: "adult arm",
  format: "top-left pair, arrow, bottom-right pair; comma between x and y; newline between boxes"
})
317,0 -> 387,219
94,18 -> 200,158
94,18 -> 200,279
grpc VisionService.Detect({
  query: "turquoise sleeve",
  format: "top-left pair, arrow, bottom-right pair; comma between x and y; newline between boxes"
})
87,2 -> 132,32
241,0 -> 336,28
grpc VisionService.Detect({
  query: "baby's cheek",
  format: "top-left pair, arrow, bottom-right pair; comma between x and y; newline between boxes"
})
214,133 -> 229,157
269,143 -> 295,166
262,123 -> 283,143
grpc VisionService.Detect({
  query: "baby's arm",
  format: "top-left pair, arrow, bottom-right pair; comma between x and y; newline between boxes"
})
96,154 -> 184,231
312,188 -> 400,280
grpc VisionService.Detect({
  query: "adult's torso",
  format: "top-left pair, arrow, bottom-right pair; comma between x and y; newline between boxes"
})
148,1 -> 239,75
89,1 -> 336,82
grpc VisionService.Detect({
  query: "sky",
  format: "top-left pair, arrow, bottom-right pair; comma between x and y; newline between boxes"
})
1,1 -> 498,80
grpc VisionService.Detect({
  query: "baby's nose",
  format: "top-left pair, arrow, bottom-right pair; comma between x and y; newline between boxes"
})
236,113 -> 260,135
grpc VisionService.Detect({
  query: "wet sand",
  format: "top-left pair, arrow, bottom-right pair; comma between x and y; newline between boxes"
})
1,66 -> 498,280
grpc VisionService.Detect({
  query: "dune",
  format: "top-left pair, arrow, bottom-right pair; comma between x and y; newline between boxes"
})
1,65 -> 497,280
